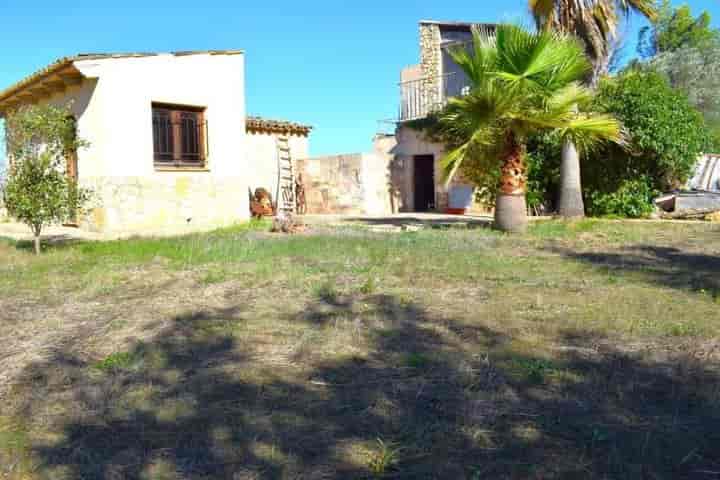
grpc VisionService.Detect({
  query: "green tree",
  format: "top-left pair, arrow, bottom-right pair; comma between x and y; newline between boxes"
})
649,44 -> 720,144
2,104 -> 91,254
638,0 -> 719,57
590,70 -> 711,192
634,1 -> 720,148
435,24 -> 622,232
529,0 -> 657,219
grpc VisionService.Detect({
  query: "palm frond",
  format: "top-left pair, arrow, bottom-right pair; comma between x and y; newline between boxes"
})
528,0 -> 658,68
492,24 -> 590,93
556,114 -> 624,153
547,82 -> 594,111
440,143 -> 469,184
529,0 -> 558,30
434,21 -> 623,181
616,0 -> 657,21
447,29 -> 498,87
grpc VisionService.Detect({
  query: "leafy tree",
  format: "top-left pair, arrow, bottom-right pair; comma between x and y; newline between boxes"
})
638,0 -> 719,57
2,104 -> 91,254
591,70 -> 711,191
647,43 -> 720,146
529,0 -> 657,219
514,70 -> 713,217
434,24 -> 622,232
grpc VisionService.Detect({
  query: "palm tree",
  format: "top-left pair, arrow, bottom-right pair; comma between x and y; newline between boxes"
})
437,24 -> 622,233
529,0 -> 656,217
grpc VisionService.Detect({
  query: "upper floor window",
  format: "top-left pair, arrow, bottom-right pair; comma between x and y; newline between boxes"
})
152,103 -> 207,169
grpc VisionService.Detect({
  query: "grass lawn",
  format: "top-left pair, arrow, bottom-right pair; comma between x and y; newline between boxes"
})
1,219 -> 719,479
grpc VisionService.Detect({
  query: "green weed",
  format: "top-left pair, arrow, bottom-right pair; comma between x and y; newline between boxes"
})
368,438 -> 402,476
93,351 -> 139,372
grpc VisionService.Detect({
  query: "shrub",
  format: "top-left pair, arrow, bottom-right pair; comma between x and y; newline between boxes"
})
587,176 -> 657,218
525,132 -> 562,213
593,70 -> 712,190
2,104 -> 92,254
522,70 -> 713,218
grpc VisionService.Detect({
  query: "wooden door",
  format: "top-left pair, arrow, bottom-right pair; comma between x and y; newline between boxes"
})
413,154 -> 435,212
64,118 -> 79,226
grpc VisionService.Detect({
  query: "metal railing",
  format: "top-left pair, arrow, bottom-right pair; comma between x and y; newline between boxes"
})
153,119 -> 208,167
398,72 -> 471,122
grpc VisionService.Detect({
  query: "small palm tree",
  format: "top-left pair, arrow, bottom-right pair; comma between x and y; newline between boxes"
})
437,24 -> 622,232
529,0 -> 656,218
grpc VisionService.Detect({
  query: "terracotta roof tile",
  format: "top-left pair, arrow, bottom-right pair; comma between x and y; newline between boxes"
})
246,116 -> 312,136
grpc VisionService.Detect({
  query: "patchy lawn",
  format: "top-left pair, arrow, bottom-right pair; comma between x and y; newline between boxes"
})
1,219 -> 719,479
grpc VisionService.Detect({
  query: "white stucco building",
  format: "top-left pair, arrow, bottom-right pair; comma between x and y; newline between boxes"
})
0,51 -> 311,235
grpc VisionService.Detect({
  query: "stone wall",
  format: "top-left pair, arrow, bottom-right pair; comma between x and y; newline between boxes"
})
79,175 -> 248,235
297,150 -> 399,216
296,154 -> 366,215
419,22 -> 443,112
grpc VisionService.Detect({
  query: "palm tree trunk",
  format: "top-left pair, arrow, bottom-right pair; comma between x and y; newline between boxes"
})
494,135 -> 528,233
557,140 -> 585,218
556,54 -> 608,219
590,54 -> 610,89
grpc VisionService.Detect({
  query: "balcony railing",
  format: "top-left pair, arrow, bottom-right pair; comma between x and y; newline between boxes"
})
398,72 -> 471,122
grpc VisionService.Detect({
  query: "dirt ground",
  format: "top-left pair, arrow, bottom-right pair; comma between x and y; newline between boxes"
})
1,219 -> 719,479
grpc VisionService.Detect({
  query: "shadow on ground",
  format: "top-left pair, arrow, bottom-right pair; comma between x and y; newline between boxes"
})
345,215 -> 492,229
550,244 -> 720,294
9,294 -> 720,479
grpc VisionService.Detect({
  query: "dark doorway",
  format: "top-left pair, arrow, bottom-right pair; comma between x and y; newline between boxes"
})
413,154 -> 435,212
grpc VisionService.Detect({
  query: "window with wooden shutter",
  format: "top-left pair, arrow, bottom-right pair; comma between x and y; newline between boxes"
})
152,103 -> 207,169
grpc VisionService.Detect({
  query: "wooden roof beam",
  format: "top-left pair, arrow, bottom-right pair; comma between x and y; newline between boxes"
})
58,71 -> 83,86
30,86 -> 51,100
17,92 -> 37,104
45,77 -> 67,95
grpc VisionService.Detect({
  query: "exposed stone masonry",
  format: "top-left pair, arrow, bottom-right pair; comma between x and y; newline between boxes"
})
419,22 -> 442,114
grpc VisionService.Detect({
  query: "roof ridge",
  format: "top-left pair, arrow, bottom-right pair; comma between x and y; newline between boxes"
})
0,50 -> 244,106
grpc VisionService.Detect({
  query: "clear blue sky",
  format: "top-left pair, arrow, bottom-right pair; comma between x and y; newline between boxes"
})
0,0 -> 718,163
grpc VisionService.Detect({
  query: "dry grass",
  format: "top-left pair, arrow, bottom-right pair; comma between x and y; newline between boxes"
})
1,219 -> 719,479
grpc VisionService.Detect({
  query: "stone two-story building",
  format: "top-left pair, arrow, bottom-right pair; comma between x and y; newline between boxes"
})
297,20 -> 494,216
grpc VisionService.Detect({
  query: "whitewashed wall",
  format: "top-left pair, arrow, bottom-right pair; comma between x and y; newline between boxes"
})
38,53 -> 249,234
245,131 -> 309,201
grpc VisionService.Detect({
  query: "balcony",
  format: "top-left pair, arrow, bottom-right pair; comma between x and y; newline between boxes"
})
398,71 -> 472,122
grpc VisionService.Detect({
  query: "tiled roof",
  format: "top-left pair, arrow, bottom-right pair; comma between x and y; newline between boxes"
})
246,116 -> 312,136
0,51 -> 244,104
419,20 -> 497,32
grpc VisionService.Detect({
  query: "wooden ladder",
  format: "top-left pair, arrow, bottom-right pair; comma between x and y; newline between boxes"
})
275,135 -> 295,215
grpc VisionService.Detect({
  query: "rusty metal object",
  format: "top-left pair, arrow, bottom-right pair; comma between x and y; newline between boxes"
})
250,188 -> 274,218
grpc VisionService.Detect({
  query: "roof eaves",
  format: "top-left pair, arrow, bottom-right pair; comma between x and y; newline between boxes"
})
246,116 -> 313,136
0,56 -> 79,104
0,50 -> 246,108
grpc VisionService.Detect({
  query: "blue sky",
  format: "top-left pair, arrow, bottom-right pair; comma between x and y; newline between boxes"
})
0,0 -> 718,163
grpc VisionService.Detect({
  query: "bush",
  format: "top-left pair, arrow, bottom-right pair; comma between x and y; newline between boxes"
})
525,132 -> 562,213
587,176 -> 657,218
522,70 -> 713,218
593,70 -> 712,190
3,104 -> 92,254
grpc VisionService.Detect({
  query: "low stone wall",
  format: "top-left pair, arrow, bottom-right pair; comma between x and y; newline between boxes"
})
79,175 -> 249,235
297,153 -> 397,215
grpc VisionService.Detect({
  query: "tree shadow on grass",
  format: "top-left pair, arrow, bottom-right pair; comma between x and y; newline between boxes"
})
550,244 -> 720,294
1,234 -> 87,253
8,295 -> 720,479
